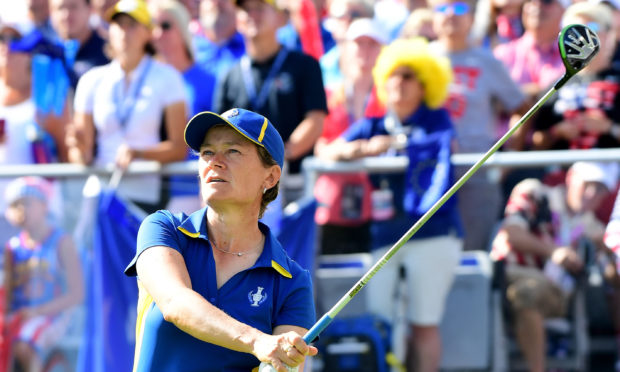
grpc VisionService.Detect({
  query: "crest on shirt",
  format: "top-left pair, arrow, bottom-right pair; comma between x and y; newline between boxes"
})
248,286 -> 268,307
274,73 -> 293,93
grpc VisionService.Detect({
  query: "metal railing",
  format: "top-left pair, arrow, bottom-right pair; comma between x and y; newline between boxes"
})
0,147 -> 618,189
300,148 -> 620,197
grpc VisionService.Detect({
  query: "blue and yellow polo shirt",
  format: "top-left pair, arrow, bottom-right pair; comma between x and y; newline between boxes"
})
124,207 -> 316,372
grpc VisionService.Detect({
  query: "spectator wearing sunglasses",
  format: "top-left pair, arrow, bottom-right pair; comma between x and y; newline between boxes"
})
149,0 -> 217,214
68,0 -> 188,213
429,0 -> 529,253
49,0 -> 110,89
530,2 -> 620,152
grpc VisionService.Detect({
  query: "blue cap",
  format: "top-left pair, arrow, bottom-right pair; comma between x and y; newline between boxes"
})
184,108 -> 285,169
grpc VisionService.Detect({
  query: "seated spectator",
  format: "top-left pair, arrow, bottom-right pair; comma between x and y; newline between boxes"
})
317,37 -> 462,372
149,0 -> 217,214
491,161 -> 619,372
192,0 -> 245,82
531,1 -> 620,151
67,0 -> 188,213
49,0 -> 110,89
314,17 -> 386,254
214,0 -> 327,205
429,0 -> 529,252
2,176 -> 83,372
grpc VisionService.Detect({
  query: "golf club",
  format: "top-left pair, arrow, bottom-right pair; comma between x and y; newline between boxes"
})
259,23 -> 600,372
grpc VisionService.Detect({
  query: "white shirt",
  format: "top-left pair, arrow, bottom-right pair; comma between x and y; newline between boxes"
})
0,97 -> 36,166
74,56 -> 187,204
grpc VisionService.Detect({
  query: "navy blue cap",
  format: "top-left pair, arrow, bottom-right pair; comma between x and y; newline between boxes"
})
184,108 -> 285,169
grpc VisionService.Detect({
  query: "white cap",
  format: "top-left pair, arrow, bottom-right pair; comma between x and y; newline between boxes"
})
570,161 -> 619,191
345,18 -> 388,45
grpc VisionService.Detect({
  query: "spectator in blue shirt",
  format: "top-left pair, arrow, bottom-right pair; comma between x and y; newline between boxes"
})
49,0 -> 110,88
317,37 -> 462,372
125,108 -> 317,372
192,0 -> 245,81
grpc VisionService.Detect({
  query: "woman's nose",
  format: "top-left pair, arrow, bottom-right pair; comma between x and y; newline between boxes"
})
206,152 -> 225,169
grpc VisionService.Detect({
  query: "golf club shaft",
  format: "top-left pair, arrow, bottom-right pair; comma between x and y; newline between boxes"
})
303,84 -> 560,344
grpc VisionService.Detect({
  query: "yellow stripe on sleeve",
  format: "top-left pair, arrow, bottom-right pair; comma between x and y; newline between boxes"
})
132,280 -> 154,372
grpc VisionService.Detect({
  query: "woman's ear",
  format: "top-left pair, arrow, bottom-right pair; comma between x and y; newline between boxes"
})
264,165 -> 282,190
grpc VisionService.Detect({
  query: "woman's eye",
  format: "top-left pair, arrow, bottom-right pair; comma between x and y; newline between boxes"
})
201,150 -> 214,157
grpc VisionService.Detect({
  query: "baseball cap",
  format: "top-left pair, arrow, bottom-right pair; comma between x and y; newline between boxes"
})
346,18 -> 389,45
570,161 -> 619,191
184,108 -> 285,169
107,0 -> 152,28
4,176 -> 51,206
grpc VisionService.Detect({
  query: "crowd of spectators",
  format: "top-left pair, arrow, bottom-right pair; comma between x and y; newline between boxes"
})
0,0 -> 619,370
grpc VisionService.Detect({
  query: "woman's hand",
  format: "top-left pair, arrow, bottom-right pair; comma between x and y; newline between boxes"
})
253,331 -> 317,372
115,144 -> 140,170
551,119 -> 581,140
365,135 -> 393,156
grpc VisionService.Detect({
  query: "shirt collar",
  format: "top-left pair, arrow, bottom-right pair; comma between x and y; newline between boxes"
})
403,103 -> 430,125
110,55 -> 151,80
176,207 -> 292,278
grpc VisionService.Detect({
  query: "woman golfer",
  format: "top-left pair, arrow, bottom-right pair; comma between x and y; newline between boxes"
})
125,108 -> 317,372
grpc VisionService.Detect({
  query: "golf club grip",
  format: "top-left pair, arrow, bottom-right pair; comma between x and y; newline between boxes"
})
303,84 -> 561,344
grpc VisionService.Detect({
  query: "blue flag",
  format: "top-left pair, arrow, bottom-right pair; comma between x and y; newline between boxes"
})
77,191 -> 142,372
274,197 -> 317,272
403,130 -> 454,219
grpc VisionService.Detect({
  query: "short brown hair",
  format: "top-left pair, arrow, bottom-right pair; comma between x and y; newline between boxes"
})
257,146 -> 280,218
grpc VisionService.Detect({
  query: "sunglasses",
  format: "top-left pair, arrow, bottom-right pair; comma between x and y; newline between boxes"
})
157,21 -> 173,31
391,71 -> 416,81
434,2 -> 470,15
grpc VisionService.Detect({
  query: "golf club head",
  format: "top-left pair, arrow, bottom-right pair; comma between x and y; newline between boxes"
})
558,23 -> 600,79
